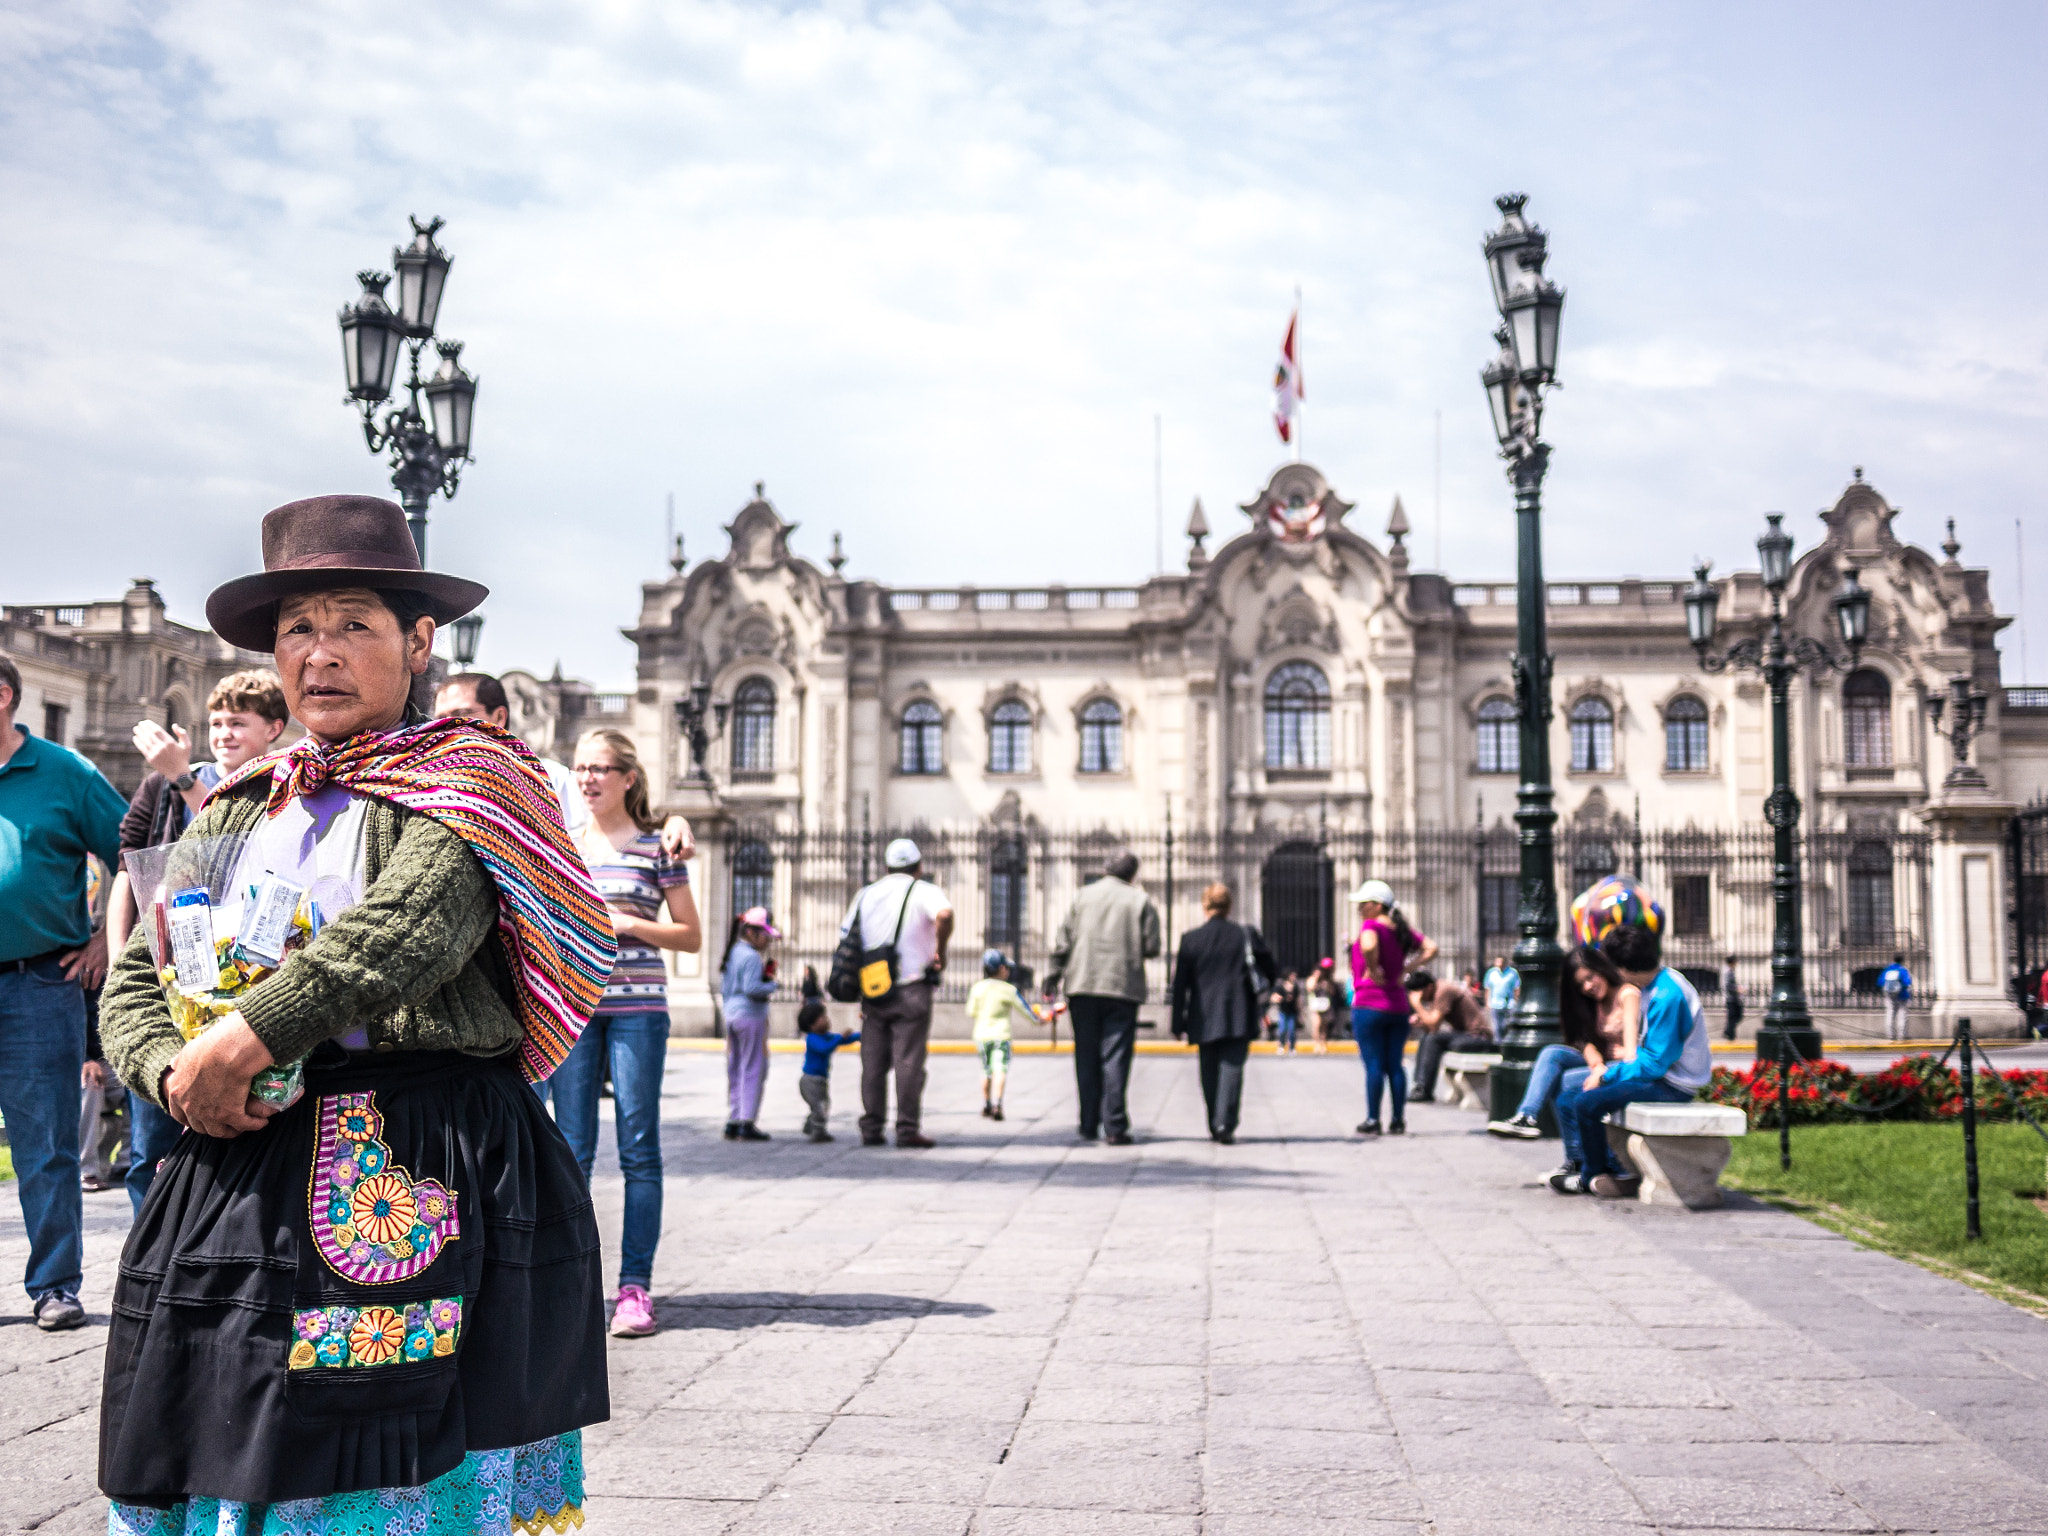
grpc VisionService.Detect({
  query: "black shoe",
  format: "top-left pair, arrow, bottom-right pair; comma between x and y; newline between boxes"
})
34,1291 -> 84,1332
897,1132 -> 937,1149
1388,1120 -> 1406,1135
991,1105 -> 1005,1121
737,1123 -> 771,1141
806,1130 -> 834,1142
1106,1132 -> 1135,1146
1548,1166 -> 1587,1195
861,1134 -> 887,1146
1357,1120 -> 1382,1136
981,1104 -> 994,1118
1488,1113 -> 1543,1139
1407,1090 -> 1432,1104
722,1122 -> 740,1141
1214,1130 -> 1236,1145
1078,1129 -> 1100,1143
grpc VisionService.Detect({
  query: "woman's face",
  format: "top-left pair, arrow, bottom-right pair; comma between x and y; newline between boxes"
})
571,742 -> 633,819
274,589 -> 431,743
1574,964 -> 1610,1003
1358,900 -> 1385,921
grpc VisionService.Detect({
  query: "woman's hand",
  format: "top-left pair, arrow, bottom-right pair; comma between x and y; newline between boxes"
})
610,910 -> 640,942
1583,1062 -> 1606,1092
164,1014 -> 280,1138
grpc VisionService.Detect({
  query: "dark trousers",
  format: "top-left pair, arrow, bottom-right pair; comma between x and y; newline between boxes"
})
1413,1030 -> 1494,1100
1197,1037 -> 1250,1137
1068,995 -> 1139,1139
860,980 -> 934,1137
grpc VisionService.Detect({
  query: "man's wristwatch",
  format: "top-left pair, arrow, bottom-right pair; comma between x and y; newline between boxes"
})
171,771 -> 198,792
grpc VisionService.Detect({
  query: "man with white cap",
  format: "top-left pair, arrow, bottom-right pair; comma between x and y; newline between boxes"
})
841,839 -> 954,1147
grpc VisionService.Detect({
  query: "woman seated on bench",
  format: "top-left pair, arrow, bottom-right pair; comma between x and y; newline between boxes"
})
1486,944 -> 1638,1139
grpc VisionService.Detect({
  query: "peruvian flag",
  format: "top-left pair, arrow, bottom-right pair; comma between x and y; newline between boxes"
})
1273,308 -> 1302,443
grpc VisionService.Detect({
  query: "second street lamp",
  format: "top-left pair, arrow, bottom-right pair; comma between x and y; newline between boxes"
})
1479,193 -> 1568,1125
337,216 -> 478,560
1687,515 -> 1870,1062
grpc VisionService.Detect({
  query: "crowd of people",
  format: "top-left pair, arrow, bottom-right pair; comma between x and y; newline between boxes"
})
0,492 -> 1769,1531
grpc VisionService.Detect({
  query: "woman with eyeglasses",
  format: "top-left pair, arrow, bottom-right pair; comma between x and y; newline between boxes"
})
553,728 -> 702,1337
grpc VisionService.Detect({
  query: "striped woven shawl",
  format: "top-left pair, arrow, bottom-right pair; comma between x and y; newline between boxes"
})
216,716 -> 616,1082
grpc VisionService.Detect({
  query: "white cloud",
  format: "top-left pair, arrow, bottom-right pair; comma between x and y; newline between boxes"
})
2,0 -> 2045,683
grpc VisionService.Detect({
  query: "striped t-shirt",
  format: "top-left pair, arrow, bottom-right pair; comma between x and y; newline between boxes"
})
583,830 -> 689,1016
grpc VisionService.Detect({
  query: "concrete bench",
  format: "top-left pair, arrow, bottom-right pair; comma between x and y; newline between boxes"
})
1603,1102 -> 1747,1210
1440,1052 -> 1502,1113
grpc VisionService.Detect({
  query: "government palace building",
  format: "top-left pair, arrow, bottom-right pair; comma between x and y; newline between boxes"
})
9,463 -> 2045,1034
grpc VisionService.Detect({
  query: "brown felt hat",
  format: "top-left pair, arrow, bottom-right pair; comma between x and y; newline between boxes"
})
205,495 -> 488,652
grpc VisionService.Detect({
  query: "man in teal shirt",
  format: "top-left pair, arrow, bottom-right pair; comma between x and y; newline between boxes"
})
0,655 -> 127,1330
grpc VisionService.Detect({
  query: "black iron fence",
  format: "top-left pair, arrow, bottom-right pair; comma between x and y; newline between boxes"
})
2012,800 -> 2048,1012
709,821 -> 1931,1013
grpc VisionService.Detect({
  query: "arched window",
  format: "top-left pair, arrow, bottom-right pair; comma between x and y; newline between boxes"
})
1078,698 -> 1123,774
731,678 -> 775,775
1476,696 -> 1519,775
1843,669 -> 1892,767
899,700 -> 943,774
1264,662 -> 1331,769
1569,696 -> 1615,773
989,700 -> 1032,775
732,837 -> 773,914
1664,695 -> 1709,772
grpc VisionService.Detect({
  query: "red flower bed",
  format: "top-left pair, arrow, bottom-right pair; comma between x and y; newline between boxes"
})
1701,1052 -> 2048,1127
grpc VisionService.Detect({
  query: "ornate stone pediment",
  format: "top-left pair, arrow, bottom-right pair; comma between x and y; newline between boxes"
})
1256,584 -> 1340,653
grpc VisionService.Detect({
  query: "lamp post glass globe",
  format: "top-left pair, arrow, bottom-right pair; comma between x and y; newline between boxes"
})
1483,193 -> 1547,310
339,271 -> 404,403
424,340 -> 477,459
449,613 -> 484,668
1685,564 -> 1719,649
1502,280 -> 1565,383
1757,514 -> 1795,593
392,217 -> 452,339
1834,570 -> 1871,650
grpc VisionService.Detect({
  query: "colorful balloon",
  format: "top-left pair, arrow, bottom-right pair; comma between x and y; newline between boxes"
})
1570,874 -> 1665,947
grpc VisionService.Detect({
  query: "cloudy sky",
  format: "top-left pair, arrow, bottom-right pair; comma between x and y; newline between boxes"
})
4,1 -> 2045,688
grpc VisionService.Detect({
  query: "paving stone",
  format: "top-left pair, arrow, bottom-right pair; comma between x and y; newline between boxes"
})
17,1050 -> 2048,1530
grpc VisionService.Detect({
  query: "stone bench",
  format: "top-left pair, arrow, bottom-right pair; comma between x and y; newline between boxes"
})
1603,1102 -> 1747,1210
1440,1052 -> 1502,1113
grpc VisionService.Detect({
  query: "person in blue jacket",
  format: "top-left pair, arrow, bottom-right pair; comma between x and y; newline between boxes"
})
1879,954 -> 1913,1042
1550,924 -> 1712,1199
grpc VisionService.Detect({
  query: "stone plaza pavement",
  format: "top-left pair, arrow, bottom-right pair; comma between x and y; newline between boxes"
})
4,1046 -> 2048,1534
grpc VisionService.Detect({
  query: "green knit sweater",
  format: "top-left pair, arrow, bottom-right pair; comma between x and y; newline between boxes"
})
101,779 -> 523,1108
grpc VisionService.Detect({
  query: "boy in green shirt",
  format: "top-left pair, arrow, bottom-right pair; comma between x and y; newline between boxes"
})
966,949 -> 1056,1121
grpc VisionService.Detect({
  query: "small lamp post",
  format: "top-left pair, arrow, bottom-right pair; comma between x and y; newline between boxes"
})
337,216 -> 478,560
673,682 -> 721,781
1686,518 -> 1870,1062
1927,675 -> 1991,791
1477,193 -> 1568,1123
449,613 -> 485,668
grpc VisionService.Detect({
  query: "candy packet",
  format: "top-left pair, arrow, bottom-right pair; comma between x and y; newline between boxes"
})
124,834 -> 363,1111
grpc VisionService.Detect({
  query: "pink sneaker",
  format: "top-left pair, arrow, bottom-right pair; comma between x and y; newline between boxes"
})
609,1284 -> 657,1338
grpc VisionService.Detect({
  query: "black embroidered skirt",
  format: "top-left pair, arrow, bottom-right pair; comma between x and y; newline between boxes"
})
99,1047 -> 609,1509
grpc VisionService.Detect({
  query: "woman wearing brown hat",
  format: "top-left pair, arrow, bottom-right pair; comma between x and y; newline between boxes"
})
97,496 -> 614,1533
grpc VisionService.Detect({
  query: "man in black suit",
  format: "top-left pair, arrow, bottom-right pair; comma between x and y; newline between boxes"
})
1169,883 -> 1279,1144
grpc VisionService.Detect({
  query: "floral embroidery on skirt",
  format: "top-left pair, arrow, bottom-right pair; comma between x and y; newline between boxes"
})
287,1296 -> 462,1372
309,1092 -> 459,1284
106,1431 -> 584,1536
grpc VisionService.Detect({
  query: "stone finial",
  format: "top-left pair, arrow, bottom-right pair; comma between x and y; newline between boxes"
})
1852,465 -> 1863,482
829,531 -> 847,575
1387,495 -> 1410,576
754,481 -> 765,499
1186,498 -> 1210,571
669,533 -> 686,576
1942,518 -> 1961,565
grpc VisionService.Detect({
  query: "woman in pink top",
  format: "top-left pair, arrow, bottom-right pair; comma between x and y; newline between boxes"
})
1347,879 -> 1439,1136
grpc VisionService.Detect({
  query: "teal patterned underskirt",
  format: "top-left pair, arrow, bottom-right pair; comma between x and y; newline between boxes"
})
107,1430 -> 583,1536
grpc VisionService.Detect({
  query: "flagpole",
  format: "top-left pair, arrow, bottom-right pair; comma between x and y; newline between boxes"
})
1293,284 -> 1303,463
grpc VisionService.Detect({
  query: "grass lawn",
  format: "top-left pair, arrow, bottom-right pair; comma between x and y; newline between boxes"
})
1726,1121 -> 2048,1310
0,1144 -> 10,1181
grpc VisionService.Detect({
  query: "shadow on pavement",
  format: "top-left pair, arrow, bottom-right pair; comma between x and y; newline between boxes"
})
657,1291 -> 994,1330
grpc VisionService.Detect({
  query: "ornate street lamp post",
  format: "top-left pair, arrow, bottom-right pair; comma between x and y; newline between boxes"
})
337,216 -> 478,560
449,613 -> 485,668
1479,194 -> 1568,1123
1686,517 -> 1870,1061
673,683 -> 727,782
1927,675 -> 1991,791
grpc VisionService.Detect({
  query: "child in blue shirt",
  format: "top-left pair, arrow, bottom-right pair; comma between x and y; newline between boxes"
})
798,1009 -> 860,1143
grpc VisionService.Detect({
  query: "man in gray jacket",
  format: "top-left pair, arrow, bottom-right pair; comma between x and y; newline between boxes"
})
1047,851 -> 1161,1144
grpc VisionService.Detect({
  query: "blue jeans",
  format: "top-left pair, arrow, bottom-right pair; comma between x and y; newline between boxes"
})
1353,1006 -> 1410,1124
542,1011 -> 668,1290
126,1096 -> 184,1218
1275,1010 -> 1298,1049
1556,1073 -> 1694,1177
0,959 -> 86,1299
1515,1043 -> 1588,1120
